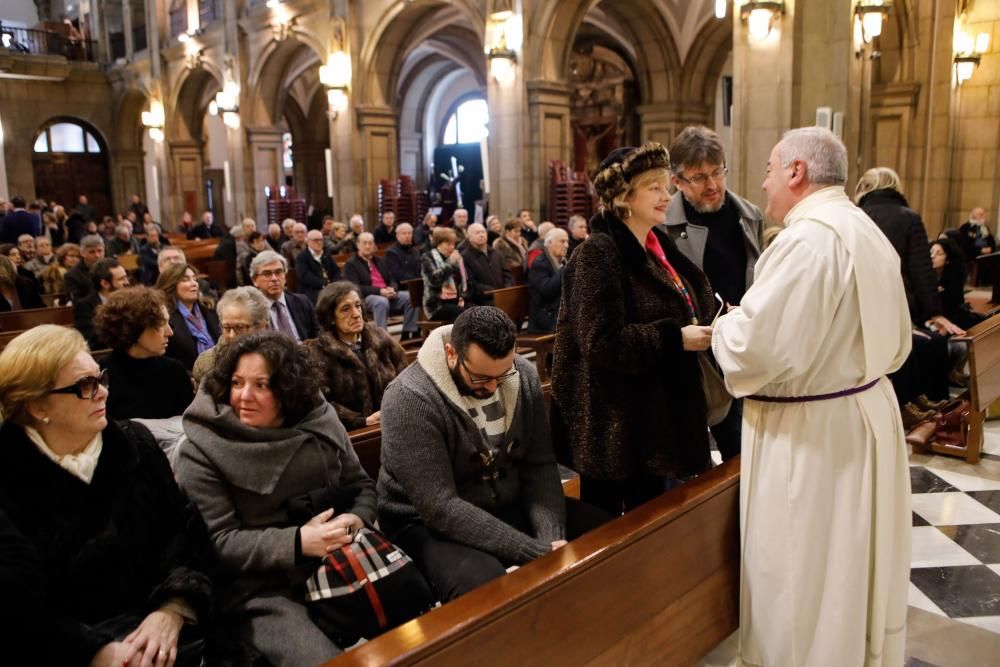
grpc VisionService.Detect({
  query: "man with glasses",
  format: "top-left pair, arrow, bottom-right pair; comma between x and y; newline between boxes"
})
662,125 -> 764,461
249,250 -> 317,342
377,307 -> 608,602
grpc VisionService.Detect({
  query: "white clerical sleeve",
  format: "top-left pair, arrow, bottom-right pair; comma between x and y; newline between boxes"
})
712,236 -> 843,398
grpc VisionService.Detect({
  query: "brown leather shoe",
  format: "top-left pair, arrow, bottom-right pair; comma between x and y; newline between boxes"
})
901,403 -> 933,430
915,394 -> 950,411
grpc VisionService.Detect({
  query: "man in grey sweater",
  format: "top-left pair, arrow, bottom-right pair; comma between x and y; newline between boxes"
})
378,307 -> 606,601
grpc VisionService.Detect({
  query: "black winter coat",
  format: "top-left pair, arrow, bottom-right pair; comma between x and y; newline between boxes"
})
550,211 -> 714,480
461,245 -> 511,304
294,248 -> 342,304
304,324 -> 408,430
0,420 -> 214,667
384,243 -> 422,283
527,252 -> 564,333
859,188 -> 941,324
166,304 -> 221,371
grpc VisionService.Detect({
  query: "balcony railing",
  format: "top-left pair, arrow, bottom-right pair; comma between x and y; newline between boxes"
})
0,22 -> 100,63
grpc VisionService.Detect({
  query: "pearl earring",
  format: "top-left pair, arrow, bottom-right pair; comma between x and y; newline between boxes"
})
42,417 -> 50,424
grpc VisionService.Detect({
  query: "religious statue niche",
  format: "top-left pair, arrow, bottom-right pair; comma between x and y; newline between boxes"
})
569,44 -> 637,178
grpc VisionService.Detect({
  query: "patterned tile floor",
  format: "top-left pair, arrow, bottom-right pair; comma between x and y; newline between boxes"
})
701,422 -> 1000,666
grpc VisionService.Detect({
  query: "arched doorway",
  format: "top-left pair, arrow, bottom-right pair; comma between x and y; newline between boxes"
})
32,118 -> 112,219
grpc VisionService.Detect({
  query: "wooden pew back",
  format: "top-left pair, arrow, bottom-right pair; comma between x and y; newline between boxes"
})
932,313 -> 1000,463
328,458 -> 740,667
0,306 -> 73,332
487,285 -> 529,327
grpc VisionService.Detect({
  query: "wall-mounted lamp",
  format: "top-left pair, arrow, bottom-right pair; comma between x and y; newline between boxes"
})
954,30 -> 989,84
854,1 -> 890,44
485,9 -> 522,84
141,100 -> 165,143
319,50 -> 352,117
209,78 -> 241,129
715,0 -> 727,20
740,1 -> 784,42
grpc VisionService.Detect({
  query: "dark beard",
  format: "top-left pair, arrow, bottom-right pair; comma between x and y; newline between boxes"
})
685,190 -> 727,214
449,364 -> 495,399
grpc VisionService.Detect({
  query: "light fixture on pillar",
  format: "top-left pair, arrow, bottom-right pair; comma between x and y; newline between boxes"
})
209,78 -> 241,130
319,50 -> 352,117
854,1 -> 890,44
485,6 -> 522,84
954,30 -> 989,85
141,100 -> 165,143
715,0 -> 727,20
740,1 -> 783,41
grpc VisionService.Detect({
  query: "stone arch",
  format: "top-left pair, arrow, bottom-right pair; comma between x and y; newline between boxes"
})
246,37 -> 324,128
527,0 -> 682,103
679,14 -> 733,116
358,0 -> 484,108
114,87 -> 152,154
170,66 -> 223,142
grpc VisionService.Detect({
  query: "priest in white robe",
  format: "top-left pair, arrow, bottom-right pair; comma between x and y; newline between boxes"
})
712,127 -> 912,667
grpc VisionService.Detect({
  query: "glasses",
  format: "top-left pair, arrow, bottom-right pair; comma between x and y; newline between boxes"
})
257,268 -> 285,280
459,356 -> 519,385
49,368 -> 109,400
221,323 -> 254,335
676,166 -> 728,187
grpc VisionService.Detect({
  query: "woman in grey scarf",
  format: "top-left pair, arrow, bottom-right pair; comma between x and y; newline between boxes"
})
176,331 -> 377,666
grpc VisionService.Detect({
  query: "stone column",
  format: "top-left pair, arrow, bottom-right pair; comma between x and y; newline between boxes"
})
356,106 -> 399,228
485,69 -> 528,221
245,127 -> 285,227
122,0 -> 134,59
637,102 -> 712,146
525,79 -> 573,221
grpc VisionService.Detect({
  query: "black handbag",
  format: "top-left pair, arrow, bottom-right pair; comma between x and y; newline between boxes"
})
287,484 -> 435,647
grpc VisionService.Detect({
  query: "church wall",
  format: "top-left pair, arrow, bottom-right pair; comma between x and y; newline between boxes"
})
1,0 -> 40,26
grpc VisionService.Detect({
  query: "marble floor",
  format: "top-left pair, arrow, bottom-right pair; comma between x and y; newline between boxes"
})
700,421 -> 1000,666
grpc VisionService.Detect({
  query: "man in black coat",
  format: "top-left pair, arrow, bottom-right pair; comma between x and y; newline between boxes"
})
373,211 -> 397,245
461,223 -> 512,305
64,234 -> 107,301
527,228 -> 567,333
0,197 -> 40,244
74,258 -> 129,348
344,232 -> 418,338
250,250 -> 318,341
383,223 -> 421,284
295,230 -> 343,304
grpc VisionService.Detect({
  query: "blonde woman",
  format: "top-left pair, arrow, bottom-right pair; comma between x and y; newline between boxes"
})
550,144 -> 716,516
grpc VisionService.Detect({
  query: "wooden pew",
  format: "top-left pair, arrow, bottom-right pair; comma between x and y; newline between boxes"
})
975,252 -> 1000,298
400,278 -> 445,338
201,259 -> 237,294
929,313 -> 1000,463
0,329 -> 27,351
328,457 -> 740,667
0,306 -> 73,331
485,285 -> 556,382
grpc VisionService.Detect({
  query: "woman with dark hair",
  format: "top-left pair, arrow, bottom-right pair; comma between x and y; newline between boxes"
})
0,254 -> 44,311
0,325 -> 213,667
305,281 -> 408,429
932,237 -> 985,331
94,286 -> 194,419
156,263 -> 220,371
421,227 -> 468,322
551,143 -> 716,516
177,331 -> 377,666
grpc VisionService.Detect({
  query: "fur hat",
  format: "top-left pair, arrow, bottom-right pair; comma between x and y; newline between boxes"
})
593,143 -> 671,206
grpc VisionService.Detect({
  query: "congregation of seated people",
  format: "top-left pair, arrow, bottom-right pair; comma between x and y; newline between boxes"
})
11,182 -> 952,665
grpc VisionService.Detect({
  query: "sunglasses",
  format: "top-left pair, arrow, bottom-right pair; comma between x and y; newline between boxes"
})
49,368 -> 109,400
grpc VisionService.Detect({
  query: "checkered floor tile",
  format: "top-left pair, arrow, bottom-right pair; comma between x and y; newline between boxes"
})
909,463 -> 1000,633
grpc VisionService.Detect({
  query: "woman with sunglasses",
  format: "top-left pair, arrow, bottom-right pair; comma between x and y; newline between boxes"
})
94,286 -> 195,420
177,331 -> 377,666
0,325 -> 214,667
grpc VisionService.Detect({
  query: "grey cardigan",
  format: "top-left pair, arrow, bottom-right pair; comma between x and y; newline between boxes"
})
660,189 -> 765,294
176,390 -> 377,607
377,326 -> 566,564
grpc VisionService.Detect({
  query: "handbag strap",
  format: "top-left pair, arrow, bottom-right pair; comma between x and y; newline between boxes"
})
343,540 -> 389,629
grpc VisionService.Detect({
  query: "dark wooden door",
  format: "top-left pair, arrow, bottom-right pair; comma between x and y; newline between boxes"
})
33,153 -> 112,219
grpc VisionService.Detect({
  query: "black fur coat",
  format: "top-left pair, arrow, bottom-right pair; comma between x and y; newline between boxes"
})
550,210 -> 715,480
305,323 -> 408,430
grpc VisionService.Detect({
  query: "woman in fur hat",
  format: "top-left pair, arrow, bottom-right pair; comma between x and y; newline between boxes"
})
550,143 -> 716,516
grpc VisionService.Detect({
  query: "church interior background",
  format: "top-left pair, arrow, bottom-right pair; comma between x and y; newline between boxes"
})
3,0 -> 1000,664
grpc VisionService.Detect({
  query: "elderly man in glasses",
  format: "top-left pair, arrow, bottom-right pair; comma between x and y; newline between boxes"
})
661,125 -> 765,462
377,307 -> 608,602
